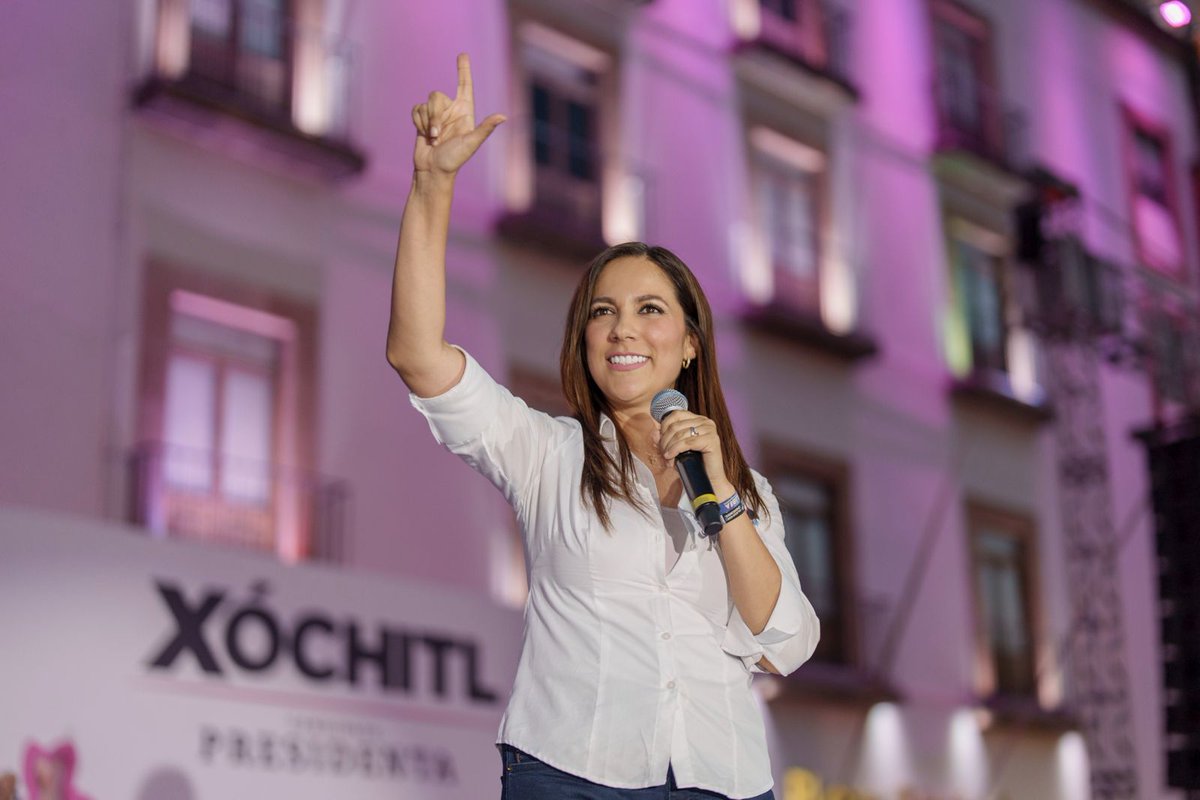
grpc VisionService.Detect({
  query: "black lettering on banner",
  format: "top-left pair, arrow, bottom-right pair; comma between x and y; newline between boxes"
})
225,602 -> 282,672
147,581 -> 225,674
345,622 -> 387,687
384,629 -> 412,691
199,727 -> 220,762
293,614 -> 336,680
149,578 -> 502,706
424,635 -> 456,698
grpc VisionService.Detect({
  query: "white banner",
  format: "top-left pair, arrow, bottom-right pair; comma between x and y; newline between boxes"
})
0,507 -> 523,799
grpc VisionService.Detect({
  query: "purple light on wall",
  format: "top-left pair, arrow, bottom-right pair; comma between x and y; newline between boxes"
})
1159,1 -> 1192,28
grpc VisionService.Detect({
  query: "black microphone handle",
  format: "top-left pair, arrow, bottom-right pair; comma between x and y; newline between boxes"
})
674,450 -> 724,537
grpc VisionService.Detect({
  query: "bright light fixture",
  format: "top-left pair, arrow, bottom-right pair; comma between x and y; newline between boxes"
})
1159,1 -> 1192,28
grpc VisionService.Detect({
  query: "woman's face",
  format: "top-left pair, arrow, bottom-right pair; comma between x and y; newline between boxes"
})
584,256 -> 697,417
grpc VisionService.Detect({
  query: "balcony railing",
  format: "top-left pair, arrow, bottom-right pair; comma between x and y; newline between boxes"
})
127,441 -> 347,563
934,81 -> 1028,173
1020,235 -> 1126,342
185,17 -> 353,137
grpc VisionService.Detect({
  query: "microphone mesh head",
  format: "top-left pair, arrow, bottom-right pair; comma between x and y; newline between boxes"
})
650,389 -> 688,422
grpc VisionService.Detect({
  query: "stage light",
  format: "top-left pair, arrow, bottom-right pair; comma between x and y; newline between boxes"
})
1159,1 -> 1192,28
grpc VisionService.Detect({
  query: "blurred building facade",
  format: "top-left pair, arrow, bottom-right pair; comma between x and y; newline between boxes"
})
3,0 -> 1199,797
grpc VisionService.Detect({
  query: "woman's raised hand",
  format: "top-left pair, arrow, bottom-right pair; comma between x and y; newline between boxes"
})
411,53 -> 506,177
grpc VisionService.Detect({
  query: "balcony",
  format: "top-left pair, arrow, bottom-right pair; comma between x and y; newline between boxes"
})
735,1 -> 856,91
127,441 -> 348,562
134,0 -> 365,180
740,301 -> 878,362
732,1 -> 858,114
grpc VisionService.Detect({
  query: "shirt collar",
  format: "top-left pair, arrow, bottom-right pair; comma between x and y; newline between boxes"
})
599,413 -> 618,441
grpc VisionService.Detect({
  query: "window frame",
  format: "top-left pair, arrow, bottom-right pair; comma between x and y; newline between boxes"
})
161,339 -> 279,503
928,0 -> 1004,162
1121,103 -> 1185,279
136,261 -> 319,560
945,216 -> 1014,378
965,501 -> 1043,701
760,443 -> 858,667
745,123 -> 830,317
504,15 -> 617,238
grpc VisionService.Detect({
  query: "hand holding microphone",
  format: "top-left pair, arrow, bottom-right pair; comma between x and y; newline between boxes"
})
651,390 -> 729,537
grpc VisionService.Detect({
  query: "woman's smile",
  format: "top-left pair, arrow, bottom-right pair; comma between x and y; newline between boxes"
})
606,352 -> 650,371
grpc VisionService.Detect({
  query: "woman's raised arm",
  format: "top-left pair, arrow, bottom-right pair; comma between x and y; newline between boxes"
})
386,53 -> 505,397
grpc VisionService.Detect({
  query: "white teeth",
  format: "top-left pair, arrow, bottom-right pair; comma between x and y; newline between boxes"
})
609,355 -> 648,365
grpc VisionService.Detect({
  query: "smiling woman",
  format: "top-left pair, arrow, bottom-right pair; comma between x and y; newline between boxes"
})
386,53 -> 819,800
560,243 -> 766,533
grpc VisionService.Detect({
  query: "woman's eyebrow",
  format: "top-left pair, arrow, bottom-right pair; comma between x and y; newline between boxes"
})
590,294 -> 670,305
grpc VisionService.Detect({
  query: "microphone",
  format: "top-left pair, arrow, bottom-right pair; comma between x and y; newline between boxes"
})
650,389 -> 724,537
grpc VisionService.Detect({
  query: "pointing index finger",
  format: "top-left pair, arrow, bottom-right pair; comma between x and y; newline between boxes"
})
456,53 -> 474,102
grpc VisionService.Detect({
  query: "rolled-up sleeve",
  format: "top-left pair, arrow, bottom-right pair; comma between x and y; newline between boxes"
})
720,471 -> 820,676
408,346 -> 567,511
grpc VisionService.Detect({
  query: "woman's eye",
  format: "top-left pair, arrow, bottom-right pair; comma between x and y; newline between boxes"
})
589,306 -> 613,318
640,304 -> 664,314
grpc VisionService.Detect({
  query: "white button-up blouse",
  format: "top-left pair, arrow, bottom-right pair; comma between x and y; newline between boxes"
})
410,348 -> 820,799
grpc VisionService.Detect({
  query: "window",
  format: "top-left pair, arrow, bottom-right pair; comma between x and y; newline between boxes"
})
1123,106 -> 1183,276
141,0 -> 361,165
749,126 -> 827,314
1134,129 -> 1170,206
967,504 -> 1039,699
944,216 -> 1046,408
163,313 -> 279,512
950,231 -> 1008,376
188,0 -> 292,113
1145,309 -> 1194,409
763,451 -> 854,665
134,265 -> 333,561
930,0 -> 1001,161
516,23 -> 608,233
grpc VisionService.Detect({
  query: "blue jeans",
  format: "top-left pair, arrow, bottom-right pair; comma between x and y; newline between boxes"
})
499,745 -> 775,800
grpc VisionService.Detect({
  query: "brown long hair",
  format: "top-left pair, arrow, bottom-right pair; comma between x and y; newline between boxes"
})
559,242 -> 766,530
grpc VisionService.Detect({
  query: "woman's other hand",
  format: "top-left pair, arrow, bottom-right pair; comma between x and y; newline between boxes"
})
411,53 -> 506,177
656,412 -> 731,492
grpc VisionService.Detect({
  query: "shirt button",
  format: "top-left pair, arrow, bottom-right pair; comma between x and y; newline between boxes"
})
661,632 -> 672,640
666,680 -> 676,690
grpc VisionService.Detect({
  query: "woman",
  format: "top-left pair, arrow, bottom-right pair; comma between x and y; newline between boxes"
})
387,54 -> 819,800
